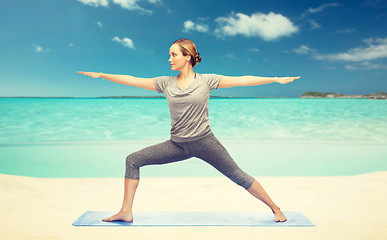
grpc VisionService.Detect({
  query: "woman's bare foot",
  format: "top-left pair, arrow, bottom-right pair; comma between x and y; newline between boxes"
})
102,211 -> 133,222
273,207 -> 287,222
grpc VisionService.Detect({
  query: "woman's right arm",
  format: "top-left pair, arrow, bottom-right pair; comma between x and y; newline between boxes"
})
77,71 -> 157,91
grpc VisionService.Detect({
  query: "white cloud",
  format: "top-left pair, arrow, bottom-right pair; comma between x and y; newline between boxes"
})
248,48 -> 259,53
306,3 -> 341,14
336,28 -> 356,34
184,20 -> 194,29
112,0 -> 152,14
314,37 -> 387,62
364,0 -> 387,9
35,46 -> 43,52
34,45 -> 50,53
112,36 -> 135,49
219,52 -> 238,59
291,38 -> 387,71
183,20 -> 209,33
293,45 -> 316,55
345,65 -> 358,70
309,19 -> 321,29
215,12 -> 298,41
69,43 -> 80,49
77,0 -> 160,14
363,38 -> 374,44
345,61 -> 387,70
299,3 -> 341,31
77,0 -> 109,7
97,21 -> 103,28
147,0 -> 161,4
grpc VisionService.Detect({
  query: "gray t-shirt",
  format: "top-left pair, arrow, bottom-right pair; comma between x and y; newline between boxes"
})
153,73 -> 222,142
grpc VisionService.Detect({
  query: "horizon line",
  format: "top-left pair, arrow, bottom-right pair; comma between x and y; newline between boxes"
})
0,92 -> 385,99
0,96 -> 293,99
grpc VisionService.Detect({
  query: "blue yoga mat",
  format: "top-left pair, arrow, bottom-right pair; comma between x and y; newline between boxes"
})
72,211 -> 315,227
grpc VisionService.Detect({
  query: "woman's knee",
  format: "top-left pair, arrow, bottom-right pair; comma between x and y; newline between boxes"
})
126,152 -> 140,169
225,168 -> 255,190
125,153 -> 141,179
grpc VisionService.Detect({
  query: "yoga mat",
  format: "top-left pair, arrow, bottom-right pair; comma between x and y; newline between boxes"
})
73,211 -> 315,227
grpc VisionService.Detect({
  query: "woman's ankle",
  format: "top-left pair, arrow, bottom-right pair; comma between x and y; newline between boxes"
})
271,206 -> 282,214
120,208 -> 132,214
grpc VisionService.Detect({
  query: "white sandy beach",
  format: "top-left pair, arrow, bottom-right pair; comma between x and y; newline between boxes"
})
1,172 -> 386,240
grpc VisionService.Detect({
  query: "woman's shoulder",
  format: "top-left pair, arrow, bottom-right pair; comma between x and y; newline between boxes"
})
196,73 -> 223,90
196,73 -> 223,80
153,76 -> 177,93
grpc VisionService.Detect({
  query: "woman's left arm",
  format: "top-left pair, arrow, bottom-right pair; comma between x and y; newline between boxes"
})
217,75 -> 300,88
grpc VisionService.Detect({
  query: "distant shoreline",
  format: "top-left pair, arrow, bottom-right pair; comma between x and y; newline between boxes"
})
300,91 -> 387,99
0,91 -> 386,99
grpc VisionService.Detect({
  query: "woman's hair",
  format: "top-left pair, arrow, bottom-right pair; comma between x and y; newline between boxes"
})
172,38 -> 202,67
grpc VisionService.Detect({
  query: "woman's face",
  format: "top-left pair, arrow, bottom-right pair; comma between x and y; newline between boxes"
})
169,44 -> 190,71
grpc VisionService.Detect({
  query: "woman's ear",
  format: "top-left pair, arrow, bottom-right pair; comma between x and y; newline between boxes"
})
185,54 -> 191,63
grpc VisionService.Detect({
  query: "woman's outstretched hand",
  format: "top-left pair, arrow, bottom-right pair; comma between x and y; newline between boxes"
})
276,76 -> 300,84
77,71 -> 102,78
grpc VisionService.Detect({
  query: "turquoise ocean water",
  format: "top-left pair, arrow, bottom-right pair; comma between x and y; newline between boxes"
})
1,98 -> 386,177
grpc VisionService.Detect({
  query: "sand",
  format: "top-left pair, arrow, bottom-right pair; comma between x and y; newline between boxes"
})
1,172 -> 386,240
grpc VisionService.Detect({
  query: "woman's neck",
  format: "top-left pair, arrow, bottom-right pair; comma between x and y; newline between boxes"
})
178,67 -> 195,81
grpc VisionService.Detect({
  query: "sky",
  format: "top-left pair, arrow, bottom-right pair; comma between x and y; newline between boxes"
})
0,0 -> 387,97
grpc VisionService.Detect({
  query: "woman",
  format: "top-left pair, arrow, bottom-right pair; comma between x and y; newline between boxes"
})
77,38 -> 300,223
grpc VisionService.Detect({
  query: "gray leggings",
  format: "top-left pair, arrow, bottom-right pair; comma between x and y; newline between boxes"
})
125,133 -> 255,189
